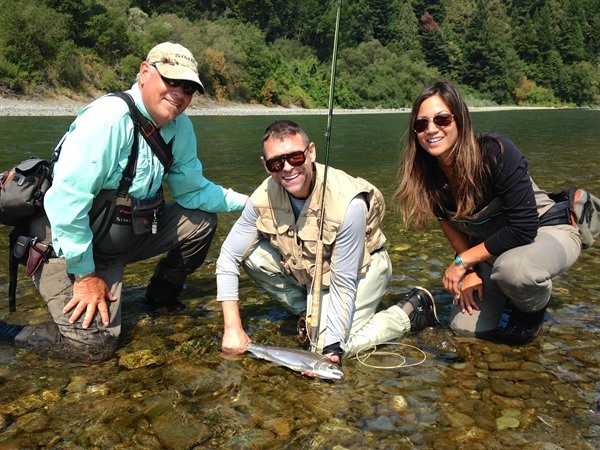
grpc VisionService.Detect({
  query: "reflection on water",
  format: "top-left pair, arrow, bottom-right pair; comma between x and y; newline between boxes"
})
0,110 -> 598,448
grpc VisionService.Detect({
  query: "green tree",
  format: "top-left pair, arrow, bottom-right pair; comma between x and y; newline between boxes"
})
420,11 -> 450,76
556,61 -> 600,105
290,0 -> 338,62
441,0 -> 475,81
232,23 -> 278,103
588,10 -> 600,59
55,41 -> 86,89
411,0 -> 445,23
132,0 -> 229,21
269,39 -> 329,108
43,0 -> 106,47
0,0 -> 68,88
530,3 -> 562,86
368,0 -> 402,46
463,0 -> 523,103
84,8 -> 135,63
337,39 -> 440,109
388,0 -> 422,58
1,0 -> 598,106
558,0 -> 587,63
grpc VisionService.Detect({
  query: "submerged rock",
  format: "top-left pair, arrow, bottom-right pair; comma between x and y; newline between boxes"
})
568,347 -> 600,366
496,414 -> 520,430
118,349 -> 165,369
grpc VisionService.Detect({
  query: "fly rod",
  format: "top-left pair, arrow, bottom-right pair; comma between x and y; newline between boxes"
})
309,0 -> 342,351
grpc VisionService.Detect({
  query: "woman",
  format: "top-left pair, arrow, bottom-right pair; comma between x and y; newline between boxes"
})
395,80 -> 581,344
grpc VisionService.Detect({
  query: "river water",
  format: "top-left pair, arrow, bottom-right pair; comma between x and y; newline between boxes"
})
0,109 -> 598,449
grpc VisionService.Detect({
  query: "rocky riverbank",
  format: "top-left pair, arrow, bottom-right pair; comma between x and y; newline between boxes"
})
0,94 -> 406,117
1,94 -> 555,117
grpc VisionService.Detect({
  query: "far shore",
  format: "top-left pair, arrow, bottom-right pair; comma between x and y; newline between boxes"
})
0,94 -> 563,117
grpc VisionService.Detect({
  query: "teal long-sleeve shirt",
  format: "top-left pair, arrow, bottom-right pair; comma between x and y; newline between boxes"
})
44,84 -> 248,276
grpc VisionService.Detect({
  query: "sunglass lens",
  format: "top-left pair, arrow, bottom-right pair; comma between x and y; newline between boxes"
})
183,83 -> 196,95
266,159 -> 282,172
433,114 -> 453,127
287,151 -> 306,167
414,119 -> 428,133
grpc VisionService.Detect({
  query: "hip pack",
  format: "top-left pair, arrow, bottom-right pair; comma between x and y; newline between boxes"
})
544,187 -> 600,249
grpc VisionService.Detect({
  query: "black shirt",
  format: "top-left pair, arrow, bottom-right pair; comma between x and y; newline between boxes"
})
434,134 -> 538,255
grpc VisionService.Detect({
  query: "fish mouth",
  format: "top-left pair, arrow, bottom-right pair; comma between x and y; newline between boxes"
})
315,365 -> 344,380
319,371 -> 344,380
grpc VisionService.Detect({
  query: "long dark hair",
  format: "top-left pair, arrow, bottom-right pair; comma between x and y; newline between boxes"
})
395,80 -> 486,227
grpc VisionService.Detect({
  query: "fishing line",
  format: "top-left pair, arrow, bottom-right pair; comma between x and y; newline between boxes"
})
354,342 -> 428,369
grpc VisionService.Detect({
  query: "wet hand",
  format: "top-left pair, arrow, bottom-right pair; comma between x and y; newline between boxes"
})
222,328 -> 251,355
324,353 -> 341,365
63,275 -> 116,328
455,272 -> 484,315
443,263 -> 466,298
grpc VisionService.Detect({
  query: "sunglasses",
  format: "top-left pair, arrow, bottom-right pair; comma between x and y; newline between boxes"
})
413,113 -> 454,133
152,65 -> 197,95
264,144 -> 310,173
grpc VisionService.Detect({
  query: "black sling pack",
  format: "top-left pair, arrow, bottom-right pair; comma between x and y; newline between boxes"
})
6,92 -> 174,312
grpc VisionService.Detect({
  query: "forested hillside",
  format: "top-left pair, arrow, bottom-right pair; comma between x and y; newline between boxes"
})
0,0 -> 598,108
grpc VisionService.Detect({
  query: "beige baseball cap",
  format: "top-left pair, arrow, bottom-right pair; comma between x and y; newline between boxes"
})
146,42 -> 205,94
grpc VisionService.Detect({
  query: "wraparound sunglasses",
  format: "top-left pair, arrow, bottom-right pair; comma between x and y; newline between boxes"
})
151,64 -> 197,95
264,144 -> 310,173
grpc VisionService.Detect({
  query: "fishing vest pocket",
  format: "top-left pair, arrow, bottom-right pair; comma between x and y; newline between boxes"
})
89,189 -> 135,257
131,187 -> 165,235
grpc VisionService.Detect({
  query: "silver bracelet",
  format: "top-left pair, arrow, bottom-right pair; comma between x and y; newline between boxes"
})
453,255 -> 471,270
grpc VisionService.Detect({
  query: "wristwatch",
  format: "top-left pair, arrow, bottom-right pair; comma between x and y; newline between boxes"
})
74,271 -> 96,281
453,255 -> 470,270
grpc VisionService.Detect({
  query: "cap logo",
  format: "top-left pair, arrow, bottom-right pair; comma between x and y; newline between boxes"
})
162,53 -> 196,66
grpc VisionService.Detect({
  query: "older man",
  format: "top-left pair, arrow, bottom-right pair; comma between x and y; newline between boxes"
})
0,42 -> 248,359
216,119 -> 437,367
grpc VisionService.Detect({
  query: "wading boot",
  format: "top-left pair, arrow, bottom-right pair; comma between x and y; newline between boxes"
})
397,287 -> 439,332
502,306 -> 546,345
0,321 -> 24,344
144,276 -> 185,310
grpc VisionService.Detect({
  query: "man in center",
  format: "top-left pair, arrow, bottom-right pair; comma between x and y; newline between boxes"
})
216,119 -> 437,365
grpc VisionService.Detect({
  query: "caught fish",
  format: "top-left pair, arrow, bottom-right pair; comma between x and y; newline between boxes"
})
246,343 -> 344,380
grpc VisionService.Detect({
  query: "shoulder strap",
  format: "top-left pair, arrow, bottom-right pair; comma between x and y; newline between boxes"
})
8,229 -> 19,312
111,92 -> 174,172
49,131 -> 68,167
8,224 -> 29,312
116,127 -> 139,198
